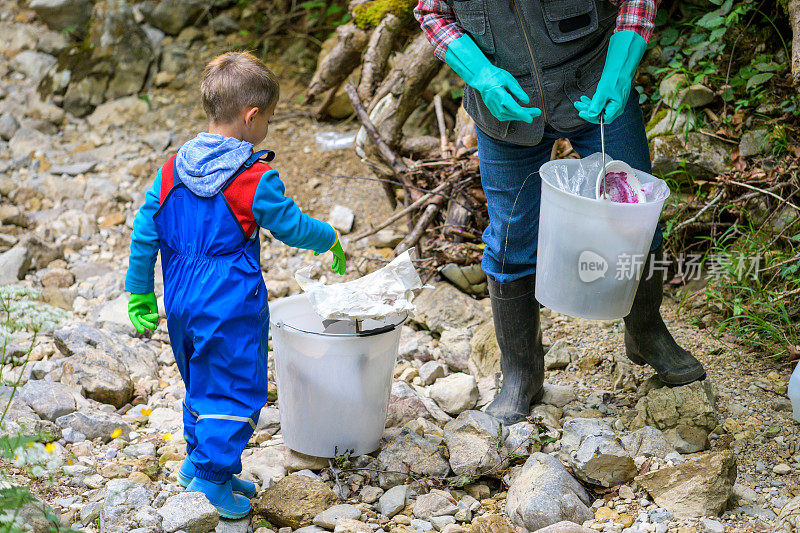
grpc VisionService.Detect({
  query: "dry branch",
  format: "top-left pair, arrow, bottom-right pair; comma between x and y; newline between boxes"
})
305,23 -> 368,103
357,14 -> 403,105
368,33 -> 444,148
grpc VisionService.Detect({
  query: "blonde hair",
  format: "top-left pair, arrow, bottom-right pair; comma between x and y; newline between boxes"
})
201,52 -> 280,123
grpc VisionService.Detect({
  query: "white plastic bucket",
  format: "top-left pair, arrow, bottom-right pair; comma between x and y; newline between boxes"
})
270,294 -> 406,457
535,159 -> 670,319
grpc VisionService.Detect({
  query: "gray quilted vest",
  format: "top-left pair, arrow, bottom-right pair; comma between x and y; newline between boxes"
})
450,0 -> 618,146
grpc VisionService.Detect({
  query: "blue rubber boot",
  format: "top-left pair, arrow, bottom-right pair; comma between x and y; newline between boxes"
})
177,459 -> 257,498
186,478 -> 251,519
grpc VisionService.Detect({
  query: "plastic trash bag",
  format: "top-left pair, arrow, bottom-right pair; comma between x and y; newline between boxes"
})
541,152 -> 669,203
295,250 -> 431,321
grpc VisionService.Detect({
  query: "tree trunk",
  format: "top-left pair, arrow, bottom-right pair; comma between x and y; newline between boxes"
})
789,0 -> 800,87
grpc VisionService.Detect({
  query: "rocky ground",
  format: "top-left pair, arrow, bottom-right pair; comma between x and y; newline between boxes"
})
1,1 -> 799,533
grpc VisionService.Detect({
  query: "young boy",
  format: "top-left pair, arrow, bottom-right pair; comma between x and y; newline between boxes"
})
125,52 -> 346,518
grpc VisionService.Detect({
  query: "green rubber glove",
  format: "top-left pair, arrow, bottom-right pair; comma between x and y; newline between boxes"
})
315,230 -> 346,275
128,292 -> 159,334
573,31 -> 647,124
444,34 -> 541,123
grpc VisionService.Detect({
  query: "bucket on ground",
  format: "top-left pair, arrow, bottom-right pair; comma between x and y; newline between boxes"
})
535,157 -> 670,320
270,294 -> 406,457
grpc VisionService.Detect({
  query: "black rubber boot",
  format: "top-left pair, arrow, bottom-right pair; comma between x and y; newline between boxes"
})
484,274 -> 545,425
624,245 -> 706,385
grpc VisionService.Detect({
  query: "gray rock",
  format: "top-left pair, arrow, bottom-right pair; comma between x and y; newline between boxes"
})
440,263 -> 487,295
49,162 -> 97,176
658,73 -> 713,109
560,418 -> 636,488
540,382 -> 576,408
430,515 -> 455,531
418,361 -> 446,386
777,495 -> 800,532
158,491 -> 219,532
621,426 -> 674,459
636,450 -> 737,518
133,506 -> 163,529
329,205 -> 355,234
215,517 -> 251,532
54,322 -> 159,381
29,0 -> 93,34
9,126 -> 52,158
210,14 -> 239,34
0,245 -> 31,284
413,490 -> 458,519
412,283 -> 488,334
101,480 -> 155,533
369,229 -> 403,249
410,519 -> 434,532
55,409 -> 132,441
443,410 -> 508,478
9,51 -> 56,82
506,452 -> 593,531
377,429 -> 450,488
360,485 -> 383,504
87,1 -> 154,99
313,504 -> 361,528
429,373 -> 478,416
739,128 -> 772,158
387,380 -> 436,427
36,29 -> 71,55
377,484 -> 407,517
701,518 -> 725,533
87,95 -> 150,128
0,114 -> 20,141
17,380 -> 77,421
63,76 -> 108,116
61,347 -> 133,408
631,380 -> 717,453
143,0 -> 205,34
61,427 -> 86,443
142,130 -> 173,152
544,340 -> 574,370
651,133 -> 730,181
256,405 -> 281,434
438,327 -> 472,373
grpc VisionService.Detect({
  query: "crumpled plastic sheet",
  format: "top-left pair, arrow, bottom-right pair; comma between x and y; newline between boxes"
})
542,152 -> 669,203
295,250 -> 431,321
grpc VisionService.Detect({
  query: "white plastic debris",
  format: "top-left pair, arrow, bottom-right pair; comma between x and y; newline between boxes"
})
295,250 -> 430,321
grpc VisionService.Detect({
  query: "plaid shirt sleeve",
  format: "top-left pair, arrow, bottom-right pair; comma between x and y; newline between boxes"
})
608,0 -> 659,43
414,0 -> 464,61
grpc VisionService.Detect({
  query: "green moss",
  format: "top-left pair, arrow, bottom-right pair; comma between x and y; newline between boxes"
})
645,108 -> 668,134
352,0 -> 416,28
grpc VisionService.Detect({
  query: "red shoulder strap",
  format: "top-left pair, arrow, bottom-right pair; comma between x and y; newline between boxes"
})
223,162 -> 271,239
159,155 -> 177,203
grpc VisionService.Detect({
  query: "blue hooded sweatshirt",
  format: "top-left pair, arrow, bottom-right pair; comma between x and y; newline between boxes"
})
125,133 -> 337,294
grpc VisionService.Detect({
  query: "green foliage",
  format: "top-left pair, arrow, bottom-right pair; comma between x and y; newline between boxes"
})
648,0 -> 792,115
352,0 -> 416,29
688,226 -> 800,356
0,287 -> 70,531
300,1 -> 351,28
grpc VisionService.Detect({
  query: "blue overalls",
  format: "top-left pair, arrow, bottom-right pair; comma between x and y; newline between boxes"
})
154,152 -> 271,482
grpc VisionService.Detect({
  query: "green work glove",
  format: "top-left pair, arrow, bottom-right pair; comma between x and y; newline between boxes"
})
573,31 -> 647,124
444,35 -> 541,123
128,292 -> 159,334
315,230 -> 346,275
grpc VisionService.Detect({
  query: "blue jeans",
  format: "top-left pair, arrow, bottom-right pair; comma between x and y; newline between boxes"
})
477,95 -> 662,283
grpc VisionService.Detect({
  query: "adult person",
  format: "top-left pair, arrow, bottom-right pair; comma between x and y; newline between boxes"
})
414,0 -> 706,424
